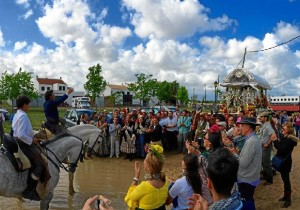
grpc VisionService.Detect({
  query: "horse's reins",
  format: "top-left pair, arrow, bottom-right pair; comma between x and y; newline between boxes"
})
41,134 -> 83,173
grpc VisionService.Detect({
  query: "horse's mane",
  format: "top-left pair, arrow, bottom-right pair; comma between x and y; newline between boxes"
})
42,133 -> 82,146
69,124 -> 99,130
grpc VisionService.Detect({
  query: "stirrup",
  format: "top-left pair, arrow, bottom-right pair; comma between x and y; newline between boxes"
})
23,190 -> 41,201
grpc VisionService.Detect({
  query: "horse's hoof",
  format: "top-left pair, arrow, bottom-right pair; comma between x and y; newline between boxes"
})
17,195 -> 24,202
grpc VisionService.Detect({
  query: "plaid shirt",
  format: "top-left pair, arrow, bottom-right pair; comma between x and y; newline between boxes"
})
209,192 -> 243,210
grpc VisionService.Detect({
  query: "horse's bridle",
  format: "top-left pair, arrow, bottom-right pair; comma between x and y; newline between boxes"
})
88,132 -> 104,155
40,134 -> 83,173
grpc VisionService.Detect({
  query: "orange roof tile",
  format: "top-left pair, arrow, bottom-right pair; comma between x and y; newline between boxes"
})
36,78 -> 67,85
108,84 -> 128,90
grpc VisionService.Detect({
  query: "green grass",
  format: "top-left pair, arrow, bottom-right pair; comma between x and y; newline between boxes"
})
2,106 -> 116,133
3,107 -> 69,133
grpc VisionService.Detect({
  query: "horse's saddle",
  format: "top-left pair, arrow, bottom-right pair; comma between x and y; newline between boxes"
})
2,133 -> 31,172
1,134 -> 51,199
36,124 -> 54,140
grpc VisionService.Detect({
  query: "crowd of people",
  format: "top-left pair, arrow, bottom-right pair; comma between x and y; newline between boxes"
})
80,106 -> 299,209
3,90 -> 299,209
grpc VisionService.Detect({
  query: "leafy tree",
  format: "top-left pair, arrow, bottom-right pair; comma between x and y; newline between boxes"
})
0,68 -> 39,112
177,86 -> 189,105
155,80 -> 179,104
127,73 -> 158,106
156,80 -> 170,103
168,81 -> 179,104
108,91 -> 124,106
84,64 -> 107,108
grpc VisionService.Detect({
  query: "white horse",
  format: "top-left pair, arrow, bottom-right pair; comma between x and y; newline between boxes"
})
0,134 -> 83,210
68,124 -> 108,157
67,124 -> 108,194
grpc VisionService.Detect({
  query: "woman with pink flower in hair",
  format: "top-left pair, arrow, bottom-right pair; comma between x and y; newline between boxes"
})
189,124 -> 223,206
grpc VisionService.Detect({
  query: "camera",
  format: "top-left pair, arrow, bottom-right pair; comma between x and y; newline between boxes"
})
94,196 -> 110,210
94,199 -> 101,210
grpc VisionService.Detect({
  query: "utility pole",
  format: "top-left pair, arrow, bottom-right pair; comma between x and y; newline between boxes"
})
193,88 -> 195,107
204,84 -> 206,104
242,48 -> 247,68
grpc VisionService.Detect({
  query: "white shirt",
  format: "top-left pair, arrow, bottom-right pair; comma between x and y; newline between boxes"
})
166,117 -> 177,132
169,176 -> 194,210
0,113 -> 4,122
12,109 -> 34,145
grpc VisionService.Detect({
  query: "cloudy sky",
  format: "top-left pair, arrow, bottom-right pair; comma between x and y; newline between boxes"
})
0,0 -> 300,100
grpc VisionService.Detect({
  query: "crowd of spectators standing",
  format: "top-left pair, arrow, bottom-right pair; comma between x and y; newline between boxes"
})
80,106 -> 299,209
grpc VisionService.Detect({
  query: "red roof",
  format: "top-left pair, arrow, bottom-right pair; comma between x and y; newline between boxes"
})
36,78 -> 67,85
270,104 -> 300,112
108,84 -> 128,90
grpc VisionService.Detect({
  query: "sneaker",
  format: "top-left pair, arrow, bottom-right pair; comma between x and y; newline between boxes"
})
116,155 -> 119,159
109,156 -> 113,158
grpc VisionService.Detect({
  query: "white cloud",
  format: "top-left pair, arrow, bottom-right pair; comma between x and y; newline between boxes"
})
14,41 -> 27,51
16,0 -> 30,8
0,29 -> 5,47
36,0 -> 93,44
99,7 -> 108,20
122,0 -> 236,39
22,9 -> 33,19
1,0 -> 299,98
273,21 -> 300,44
36,0 -> 131,63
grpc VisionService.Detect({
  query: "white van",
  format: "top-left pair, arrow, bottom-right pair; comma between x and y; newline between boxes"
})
72,97 -> 91,108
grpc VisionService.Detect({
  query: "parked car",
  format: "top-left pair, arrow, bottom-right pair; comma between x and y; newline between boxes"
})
154,105 -> 176,112
0,108 -> 10,121
142,107 -> 160,114
62,108 -> 96,127
164,106 -> 176,112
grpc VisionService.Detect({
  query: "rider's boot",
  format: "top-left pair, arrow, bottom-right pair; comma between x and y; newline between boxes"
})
23,174 -> 41,201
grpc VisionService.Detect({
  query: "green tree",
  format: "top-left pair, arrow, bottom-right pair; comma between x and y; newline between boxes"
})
0,68 -> 39,112
155,80 -> 179,104
108,91 -> 124,106
177,86 -> 189,105
168,81 -> 179,104
127,73 -> 158,106
84,64 -> 107,108
156,80 -> 170,103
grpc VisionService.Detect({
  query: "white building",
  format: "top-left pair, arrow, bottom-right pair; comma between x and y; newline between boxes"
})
100,84 -> 159,106
31,76 -> 85,107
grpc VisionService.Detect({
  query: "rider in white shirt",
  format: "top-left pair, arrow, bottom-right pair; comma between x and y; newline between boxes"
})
12,95 -> 43,201
0,112 -> 4,142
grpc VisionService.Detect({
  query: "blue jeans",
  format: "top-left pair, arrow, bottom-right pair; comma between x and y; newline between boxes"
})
238,182 -> 256,210
262,146 -> 273,183
137,134 -> 145,158
177,132 -> 188,154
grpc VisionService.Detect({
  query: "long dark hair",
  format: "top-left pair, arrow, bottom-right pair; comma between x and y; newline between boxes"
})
184,153 -> 202,194
208,131 -> 222,151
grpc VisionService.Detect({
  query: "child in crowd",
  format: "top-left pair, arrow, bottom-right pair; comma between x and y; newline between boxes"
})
109,117 -> 121,158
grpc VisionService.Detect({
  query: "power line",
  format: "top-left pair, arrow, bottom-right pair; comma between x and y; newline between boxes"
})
248,34 -> 300,53
236,34 -> 300,68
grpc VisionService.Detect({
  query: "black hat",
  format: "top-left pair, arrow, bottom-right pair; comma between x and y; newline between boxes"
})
237,117 -> 260,126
